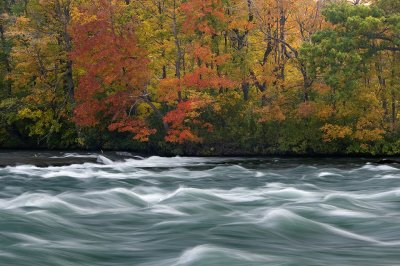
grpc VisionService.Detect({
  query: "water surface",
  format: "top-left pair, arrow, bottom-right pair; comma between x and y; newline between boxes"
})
1,154 -> 400,265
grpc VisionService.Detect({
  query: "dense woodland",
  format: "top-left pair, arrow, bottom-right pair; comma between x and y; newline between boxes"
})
0,0 -> 399,155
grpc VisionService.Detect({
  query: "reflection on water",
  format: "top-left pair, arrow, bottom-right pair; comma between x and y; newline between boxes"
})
1,154 -> 400,265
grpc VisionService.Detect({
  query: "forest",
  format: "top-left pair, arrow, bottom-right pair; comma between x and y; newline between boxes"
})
0,0 -> 399,155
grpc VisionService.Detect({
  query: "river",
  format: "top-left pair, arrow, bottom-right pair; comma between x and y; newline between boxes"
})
0,153 -> 400,265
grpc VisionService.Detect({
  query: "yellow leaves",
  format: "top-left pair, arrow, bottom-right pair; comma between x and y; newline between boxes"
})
316,104 -> 335,119
71,6 -> 97,24
18,108 -> 38,119
353,129 -> 384,142
213,91 -> 242,114
17,108 -> 61,137
0,12 -> 10,22
228,20 -> 255,31
15,16 -> 30,25
321,124 -> 353,142
136,102 -> 155,117
353,116 -> 385,142
322,119 -> 385,143
158,78 -> 180,102
7,16 -> 32,39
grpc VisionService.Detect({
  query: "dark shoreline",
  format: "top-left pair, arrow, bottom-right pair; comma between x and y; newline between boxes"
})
1,147 -> 400,158
0,149 -> 399,168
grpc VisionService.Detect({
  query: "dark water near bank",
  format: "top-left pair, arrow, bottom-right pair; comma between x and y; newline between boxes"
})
1,153 -> 400,266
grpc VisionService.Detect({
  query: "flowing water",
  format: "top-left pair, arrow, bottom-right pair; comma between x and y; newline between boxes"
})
1,154 -> 400,266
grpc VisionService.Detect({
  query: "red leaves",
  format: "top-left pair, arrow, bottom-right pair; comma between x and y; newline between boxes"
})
70,0 -> 155,141
181,43 -> 236,91
157,0 -> 233,144
109,119 -> 157,142
180,0 -> 226,34
165,129 -> 201,144
163,101 -> 210,144
183,66 -> 235,90
163,101 -> 192,125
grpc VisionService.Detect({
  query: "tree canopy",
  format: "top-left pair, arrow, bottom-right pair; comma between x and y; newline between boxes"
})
0,0 -> 399,155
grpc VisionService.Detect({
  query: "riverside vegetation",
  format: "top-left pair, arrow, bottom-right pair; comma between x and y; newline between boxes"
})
0,0 -> 399,155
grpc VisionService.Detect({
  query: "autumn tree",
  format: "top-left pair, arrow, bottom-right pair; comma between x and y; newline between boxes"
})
70,0 -> 169,142
301,0 -> 399,151
159,0 -> 237,143
0,0 -> 77,146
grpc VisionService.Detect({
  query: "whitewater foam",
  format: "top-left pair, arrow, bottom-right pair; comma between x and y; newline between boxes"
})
2,155 -> 400,266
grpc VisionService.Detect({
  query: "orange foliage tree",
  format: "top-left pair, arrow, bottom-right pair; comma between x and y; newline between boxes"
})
161,0 -> 237,143
70,0 -> 158,141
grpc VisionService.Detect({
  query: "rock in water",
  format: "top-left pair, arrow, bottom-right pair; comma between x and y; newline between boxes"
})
375,159 -> 400,164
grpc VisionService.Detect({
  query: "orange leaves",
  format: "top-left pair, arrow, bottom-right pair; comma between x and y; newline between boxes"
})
163,101 -> 193,126
109,119 -> 157,142
321,124 -> 353,142
353,129 -> 385,142
191,44 -> 213,62
321,122 -> 384,143
256,104 -> 286,123
158,78 -> 181,102
183,66 -> 235,90
163,100 -> 212,144
165,129 -> 202,143
73,101 -> 103,127
180,0 -> 225,35
70,0 -> 155,141
181,43 -> 236,91
190,43 -> 232,66
316,105 -> 335,120
163,101 -> 202,143
70,0 -> 150,91
297,102 -> 316,118
353,117 -> 385,142
228,20 -> 255,31
313,83 -> 332,95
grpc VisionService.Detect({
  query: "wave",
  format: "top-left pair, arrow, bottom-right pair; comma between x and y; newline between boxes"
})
159,187 -> 267,205
97,155 -> 114,165
318,172 -> 344,178
50,153 -> 99,159
3,156 -> 400,266
176,245 -> 277,265
358,164 -> 400,172
1,189 -> 152,213
324,188 -> 400,202
2,160 -> 267,181
260,208 -> 385,244
1,193 -> 88,213
139,244 -> 282,266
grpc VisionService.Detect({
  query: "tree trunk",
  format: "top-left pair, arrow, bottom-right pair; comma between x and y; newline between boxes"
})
0,23 -> 12,96
172,0 -> 182,102
242,82 -> 250,101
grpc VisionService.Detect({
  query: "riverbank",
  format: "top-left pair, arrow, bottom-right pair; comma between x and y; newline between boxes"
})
0,150 -> 399,167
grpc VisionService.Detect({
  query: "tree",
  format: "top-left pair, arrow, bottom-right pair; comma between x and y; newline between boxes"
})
70,0 -> 163,142
2,0 -> 76,146
301,1 -> 399,148
160,0 -> 236,143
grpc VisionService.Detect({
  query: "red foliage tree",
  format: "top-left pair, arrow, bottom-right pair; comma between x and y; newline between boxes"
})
162,0 -> 236,144
70,0 -> 155,141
